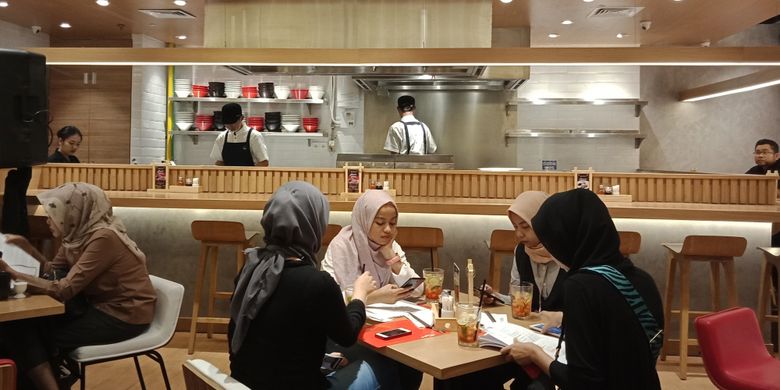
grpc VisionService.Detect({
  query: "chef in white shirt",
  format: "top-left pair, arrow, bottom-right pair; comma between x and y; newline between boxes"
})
210,103 -> 269,166
383,95 -> 437,155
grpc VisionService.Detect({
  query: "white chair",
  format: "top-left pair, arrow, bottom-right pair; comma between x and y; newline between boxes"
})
182,359 -> 250,390
69,275 -> 185,390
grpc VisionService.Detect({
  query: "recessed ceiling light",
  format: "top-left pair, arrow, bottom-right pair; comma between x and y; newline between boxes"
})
616,33 -> 624,39
499,0 -> 512,3
176,35 -> 187,40
561,20 -> 573,25
583,0 -> 594,2
173,0 -> 187,6
548,33 -> 559,38
96,0 -> 109,6
0,2 -> 9,8
59,22 -> 71,29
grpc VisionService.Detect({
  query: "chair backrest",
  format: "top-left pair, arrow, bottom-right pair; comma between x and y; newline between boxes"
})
489,230 -> 516,253
323,224 -> 342,248
681,235 -> 747,258
695,307 -> 773,388
183,359 -> 250,390
395,227 -> 444,249
618,231 -> 641,256
0,359 -> 16,390
192,221 -> 247,244
149,275 -> 185,350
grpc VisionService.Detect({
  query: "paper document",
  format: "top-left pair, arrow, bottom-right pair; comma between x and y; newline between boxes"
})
366,300 -> 428,323
0,233 -> 41,277
479,322 -> 567,364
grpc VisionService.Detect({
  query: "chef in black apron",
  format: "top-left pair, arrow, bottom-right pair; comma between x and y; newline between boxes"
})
383,95 -> 437,155
210,103 -> 269,166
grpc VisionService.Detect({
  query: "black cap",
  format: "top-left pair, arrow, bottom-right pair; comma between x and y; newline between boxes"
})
221,103 -> 243,125
397,95 -> 415,111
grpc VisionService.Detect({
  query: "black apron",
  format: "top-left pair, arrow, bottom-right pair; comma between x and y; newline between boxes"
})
401,121 -> 429,155
222,130 -> 255,166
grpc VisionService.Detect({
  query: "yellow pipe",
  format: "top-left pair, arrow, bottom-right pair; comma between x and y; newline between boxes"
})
165,55 -> 174,161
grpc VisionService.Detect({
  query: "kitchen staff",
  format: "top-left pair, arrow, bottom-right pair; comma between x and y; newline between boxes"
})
383,95 -> 437,155
48,125 -> 82,163
210,103 -> 269,166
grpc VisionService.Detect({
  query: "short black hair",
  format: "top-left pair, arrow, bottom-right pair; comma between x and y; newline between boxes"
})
57,126 -> 83,140
397,95 -> 415,112
755,139 -> 779,153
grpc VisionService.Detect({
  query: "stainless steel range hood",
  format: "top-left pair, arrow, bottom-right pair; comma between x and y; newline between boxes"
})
224,65 -> 529,92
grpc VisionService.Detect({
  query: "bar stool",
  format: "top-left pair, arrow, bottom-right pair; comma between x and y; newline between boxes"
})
488,230 -> 516,288
395,227 -> 444,269
618,231 -> 641,257
188,220 -> 256,354
757,247 -> 780,354
661,235 -> 747,379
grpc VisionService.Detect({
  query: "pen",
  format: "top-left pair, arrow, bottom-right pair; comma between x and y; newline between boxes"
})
485,311 -> 496,323
473,288 -> 506,305
407,311 -> 432,329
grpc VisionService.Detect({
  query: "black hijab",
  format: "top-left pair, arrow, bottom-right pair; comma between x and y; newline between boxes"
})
230,181 -> 329,353
531,189 -> 624,271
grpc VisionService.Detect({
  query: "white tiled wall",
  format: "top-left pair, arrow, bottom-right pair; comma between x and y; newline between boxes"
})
512,137 -> 639,172
130,34 -> 167,164
0,19 -> 50,49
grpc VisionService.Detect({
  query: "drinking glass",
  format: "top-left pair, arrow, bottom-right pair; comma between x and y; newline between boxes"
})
343,287 -> 354,304
456,303 -> 479,347
510,282 -> 534,319
423,268 -> 444,302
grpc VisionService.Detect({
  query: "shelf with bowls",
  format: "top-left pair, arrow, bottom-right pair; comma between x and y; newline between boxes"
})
504,128 -> 646,148
171,130 -> 326,144
170,97 -> 326,104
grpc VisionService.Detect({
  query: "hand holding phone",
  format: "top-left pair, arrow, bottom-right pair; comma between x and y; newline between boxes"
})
400,277 -> 425,290
320,353 -> 344,374
376,327 -> 412,340
530,323 -> 562,337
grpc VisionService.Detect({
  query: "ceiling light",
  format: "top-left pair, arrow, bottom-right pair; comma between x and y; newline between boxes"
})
59,22 -> 71,29
616,33 -> 624,39
176,35 -> 187,40
0,2 -> 9,7
173,0 -> 187,5
548,33 -> 559,38
96,0 -> 109,6
499,0 -> 512,3
680,68 -> 780,102
583,0 -> 594,2
561,20 -> 573,25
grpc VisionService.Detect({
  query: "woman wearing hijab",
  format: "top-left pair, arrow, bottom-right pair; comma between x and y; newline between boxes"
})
500,189 -> 663,390
228,181 -> 378,389
321,190 -> 424,390
0,182 -> 156,390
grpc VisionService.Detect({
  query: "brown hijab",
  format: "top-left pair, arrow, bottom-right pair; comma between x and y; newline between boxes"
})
36,182 -> 145,263
508,191 -> 556,264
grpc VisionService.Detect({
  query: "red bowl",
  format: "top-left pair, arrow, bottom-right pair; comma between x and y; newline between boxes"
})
290,89 -> 309,99
303,124 -> 318,132
242,87 -> 258,98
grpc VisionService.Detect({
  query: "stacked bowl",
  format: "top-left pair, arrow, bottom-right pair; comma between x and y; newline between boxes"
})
213,111 -> 225,130
242,86 -> 258,98
258,82 -> 275,98
309,85 -> 325,100
290,88 -> 309,99
281,114 -> 301,132
195,114 -> 214,131
208,82 -> 225,97
225,81 -> 242,98
265,112 -> 282,131
192,85 -> 208,97
175,111 -> 195,131
174,79 -> 191,97
247,116 -> 265,131
302,117 -> 320,133
274,85 -> 290,99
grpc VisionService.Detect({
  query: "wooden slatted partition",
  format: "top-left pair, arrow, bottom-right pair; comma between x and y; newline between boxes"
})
7,165 -> 777,206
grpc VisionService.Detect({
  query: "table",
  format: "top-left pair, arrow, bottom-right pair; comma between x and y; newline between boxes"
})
370,302 -> 537,382
0,294 -> 64,322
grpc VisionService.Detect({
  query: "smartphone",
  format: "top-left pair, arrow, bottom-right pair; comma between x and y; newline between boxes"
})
376,327 -> 412,340
320,353 -> 344,374
530,323 -> 562,337
400,277 -> 425,290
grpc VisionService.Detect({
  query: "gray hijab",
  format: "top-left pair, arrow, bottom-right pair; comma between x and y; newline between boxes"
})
230,181 -> 329,353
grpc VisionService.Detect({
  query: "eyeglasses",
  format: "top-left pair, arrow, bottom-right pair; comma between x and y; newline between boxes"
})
754,151 -> 775,156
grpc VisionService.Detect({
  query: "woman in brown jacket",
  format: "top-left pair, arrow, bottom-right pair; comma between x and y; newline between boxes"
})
0,182 -> 156,390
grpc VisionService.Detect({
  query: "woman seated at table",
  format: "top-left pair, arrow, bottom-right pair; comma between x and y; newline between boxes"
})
321,189 -> 424,389
0,182 -> 157,390
501,189 -> 663,389
228,181 -> 379,389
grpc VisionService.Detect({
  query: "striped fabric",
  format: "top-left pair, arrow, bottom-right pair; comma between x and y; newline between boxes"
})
582,265 -> 663,361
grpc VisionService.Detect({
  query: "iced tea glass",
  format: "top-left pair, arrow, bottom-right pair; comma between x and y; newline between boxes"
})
343,287 -> 354,304
510,282 -> 534,319
423,268 -> 444,302
456,303 -> 479,347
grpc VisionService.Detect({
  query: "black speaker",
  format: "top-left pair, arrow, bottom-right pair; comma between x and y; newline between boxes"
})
0,49 -> 48,168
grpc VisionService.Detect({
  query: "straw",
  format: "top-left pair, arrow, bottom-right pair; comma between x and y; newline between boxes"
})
430,256 -> 435,272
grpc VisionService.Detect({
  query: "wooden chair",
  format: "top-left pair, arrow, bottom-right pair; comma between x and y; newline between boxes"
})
618,231 -> 641,257
323,224 -> 342,249
188,221 -> 255,354
488,230 -> 516,288
661,235 -> 747,379
395,227 -> 444,269
0,359 -> 16,390
757,247 -> 780,354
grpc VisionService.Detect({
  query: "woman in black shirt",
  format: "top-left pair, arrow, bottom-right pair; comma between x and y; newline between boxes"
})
48,126 -> 82,163
228,181 -> 378,389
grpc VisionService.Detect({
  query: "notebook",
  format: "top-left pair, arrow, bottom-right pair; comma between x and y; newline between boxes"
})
0,233 -> 40,277
479,322 -> 567,365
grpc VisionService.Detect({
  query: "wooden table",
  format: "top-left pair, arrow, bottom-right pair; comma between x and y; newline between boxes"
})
0,295 -> 64,322
370,302 -> 536,382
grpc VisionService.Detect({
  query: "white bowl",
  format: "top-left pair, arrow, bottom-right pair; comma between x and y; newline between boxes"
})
274,89 -> 290,99
225,92 -> 241,99
309,85 -> 324,91
175,90 -> 190,98
309,91 -> 325,99
282,124 -> 300,132
176,122 -> 194,131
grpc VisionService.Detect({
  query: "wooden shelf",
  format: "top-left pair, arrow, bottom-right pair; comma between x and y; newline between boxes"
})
170,97 -> 325,104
